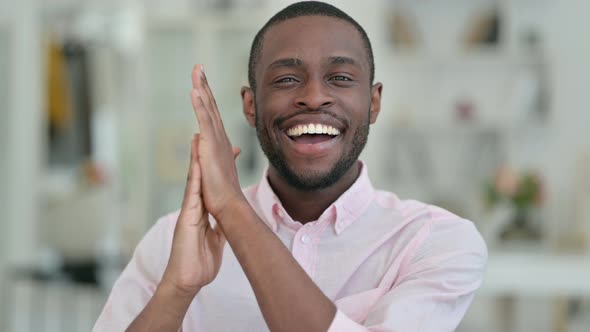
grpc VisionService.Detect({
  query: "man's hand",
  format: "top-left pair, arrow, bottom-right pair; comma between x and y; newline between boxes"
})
161,134 -> 228,296
188,65 -> 337,332
126,135 -> 239,332
190,64 -> 244,219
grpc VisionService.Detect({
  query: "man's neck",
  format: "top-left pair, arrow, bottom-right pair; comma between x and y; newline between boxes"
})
266,161 -> 361,224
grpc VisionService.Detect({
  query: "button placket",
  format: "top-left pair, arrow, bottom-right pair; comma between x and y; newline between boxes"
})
291,228 -> 314,274
301,234 -> 311,244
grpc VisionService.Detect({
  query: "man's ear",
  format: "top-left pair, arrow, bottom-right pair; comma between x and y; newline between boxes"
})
241,86 -> 256,128
369,82 -> 383,124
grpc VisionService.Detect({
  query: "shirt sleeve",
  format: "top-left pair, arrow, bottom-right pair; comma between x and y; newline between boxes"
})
327,214 -> 488,332
92,213 -> 176,332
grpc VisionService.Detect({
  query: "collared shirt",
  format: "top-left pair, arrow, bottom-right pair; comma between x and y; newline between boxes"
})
93,162 -> 487,331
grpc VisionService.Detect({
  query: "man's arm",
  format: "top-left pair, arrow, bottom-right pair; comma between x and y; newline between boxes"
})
124,135 -> 236,332
221,198 -> 338,332
191,64 -> 337,332
125,282 -> 199,331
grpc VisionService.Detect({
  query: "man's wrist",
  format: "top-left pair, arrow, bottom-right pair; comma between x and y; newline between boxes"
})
158,277 -> 201,302
214,192 -> 251,226
126,278 -> 198,331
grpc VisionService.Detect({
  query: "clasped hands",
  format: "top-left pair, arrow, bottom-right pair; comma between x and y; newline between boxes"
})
161,64 -> 245,296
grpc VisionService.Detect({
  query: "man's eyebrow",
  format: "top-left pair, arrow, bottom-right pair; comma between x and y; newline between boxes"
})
328,56 -> 357,66
267,58 -> 303,70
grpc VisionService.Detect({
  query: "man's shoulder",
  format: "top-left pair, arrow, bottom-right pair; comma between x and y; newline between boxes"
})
371,190 -> 486,254
405,201 -> 487,262
373,190 -> 475,227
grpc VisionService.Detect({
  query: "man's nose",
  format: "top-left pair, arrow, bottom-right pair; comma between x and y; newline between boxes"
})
294,78 -> 334,110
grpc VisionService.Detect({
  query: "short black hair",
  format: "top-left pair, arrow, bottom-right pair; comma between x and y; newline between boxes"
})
247,1 -> 375,91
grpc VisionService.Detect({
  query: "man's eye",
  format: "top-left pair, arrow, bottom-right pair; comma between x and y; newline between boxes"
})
330,75 -> 352,81
276,77 -> 298,84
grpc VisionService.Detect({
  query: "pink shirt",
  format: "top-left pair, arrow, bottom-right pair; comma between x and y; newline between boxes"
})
94,162 -> 487,331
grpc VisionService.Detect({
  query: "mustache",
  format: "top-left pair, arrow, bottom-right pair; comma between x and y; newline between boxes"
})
274,109 -> 348,128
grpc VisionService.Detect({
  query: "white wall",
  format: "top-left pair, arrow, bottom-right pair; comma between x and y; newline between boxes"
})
2,0 -> 43,267
0,19 -> 10,332
1,1 -> 43,330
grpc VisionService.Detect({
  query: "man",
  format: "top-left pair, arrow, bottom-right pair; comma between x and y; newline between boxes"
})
93,2 -> 487,331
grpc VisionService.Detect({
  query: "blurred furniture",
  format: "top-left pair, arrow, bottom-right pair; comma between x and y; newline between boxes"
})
483,251 -> 590,296
482,251 -> 590,332
42,183 -> 116,261
2,268 -> 108,332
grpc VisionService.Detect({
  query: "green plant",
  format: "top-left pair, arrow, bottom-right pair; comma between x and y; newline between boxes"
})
484,167 -> 545,211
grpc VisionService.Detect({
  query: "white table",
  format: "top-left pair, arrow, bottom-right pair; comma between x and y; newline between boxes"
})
482,251 -> 590,296
479,251 -> 590,332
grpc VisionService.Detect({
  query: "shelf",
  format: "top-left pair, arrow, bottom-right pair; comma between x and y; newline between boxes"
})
385,49 -> 543,70
145,10 -> 268,31
481,251 -> 590,296
388,121 -> 549,136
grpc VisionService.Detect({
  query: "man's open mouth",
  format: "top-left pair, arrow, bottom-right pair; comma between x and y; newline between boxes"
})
285,123 -> 341,144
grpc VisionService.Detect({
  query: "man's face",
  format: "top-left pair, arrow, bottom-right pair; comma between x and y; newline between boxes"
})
243,15 -> 382,191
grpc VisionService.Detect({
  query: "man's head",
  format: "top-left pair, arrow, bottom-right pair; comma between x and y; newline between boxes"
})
248,1 -> 375,91
241,1 -> 382,192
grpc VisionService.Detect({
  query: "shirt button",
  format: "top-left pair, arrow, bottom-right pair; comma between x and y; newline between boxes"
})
301,235 -> 310,244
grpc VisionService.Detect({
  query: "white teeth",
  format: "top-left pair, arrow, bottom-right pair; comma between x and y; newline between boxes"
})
286,123 -> 341,137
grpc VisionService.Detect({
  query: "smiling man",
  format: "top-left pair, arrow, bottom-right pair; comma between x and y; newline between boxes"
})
93,2 -> 487,332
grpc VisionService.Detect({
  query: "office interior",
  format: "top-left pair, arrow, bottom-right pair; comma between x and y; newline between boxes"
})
1,0 -> 589,331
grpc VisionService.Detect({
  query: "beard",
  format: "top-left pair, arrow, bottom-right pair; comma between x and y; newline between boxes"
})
256,108 -> 370,192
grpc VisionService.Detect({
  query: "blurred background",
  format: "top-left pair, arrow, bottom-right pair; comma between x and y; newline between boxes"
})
1,0 -> 589,331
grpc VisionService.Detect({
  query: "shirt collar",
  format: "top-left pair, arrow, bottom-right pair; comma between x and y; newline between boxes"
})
254,161 -> 376,235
